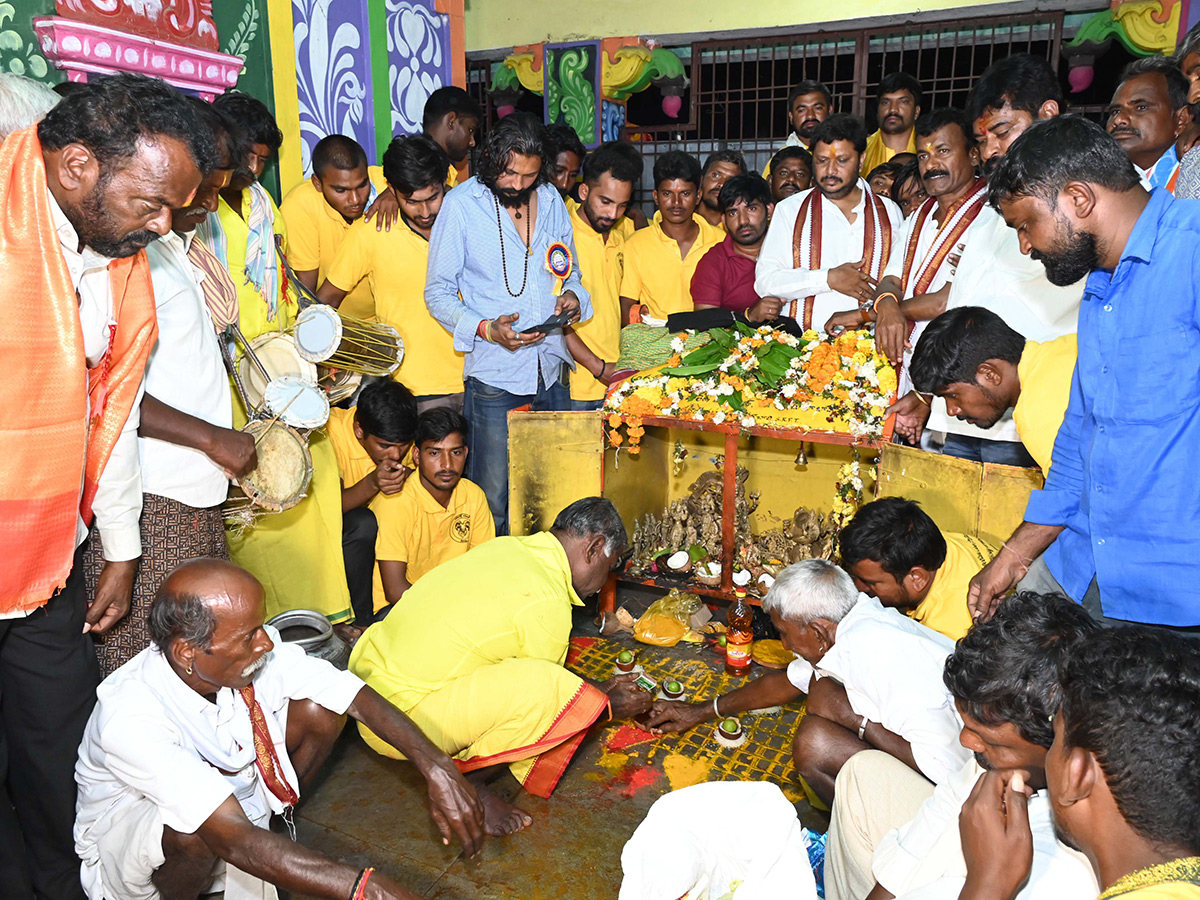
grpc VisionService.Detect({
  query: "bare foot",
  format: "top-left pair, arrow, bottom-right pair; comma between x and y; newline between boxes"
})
476,783 -> 533,836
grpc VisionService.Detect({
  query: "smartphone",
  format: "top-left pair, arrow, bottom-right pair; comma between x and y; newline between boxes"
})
519,310 -> 572,334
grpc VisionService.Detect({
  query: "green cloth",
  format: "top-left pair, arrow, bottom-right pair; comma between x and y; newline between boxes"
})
616,324 -> 711,373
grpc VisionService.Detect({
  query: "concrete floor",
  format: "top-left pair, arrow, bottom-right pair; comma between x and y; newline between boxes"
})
289,602 -> 824,899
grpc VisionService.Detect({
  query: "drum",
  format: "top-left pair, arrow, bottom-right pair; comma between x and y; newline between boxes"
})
293,304 -> 404,376
262,375 -> 330,430
231,419 -> 313,515
317,366 -> 362,405
237,332 -> 318,412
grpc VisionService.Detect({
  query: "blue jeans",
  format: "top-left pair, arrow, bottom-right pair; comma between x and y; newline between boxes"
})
568,398 -> 604,411
464,375 -> 569,535
942,434 -> 1037,468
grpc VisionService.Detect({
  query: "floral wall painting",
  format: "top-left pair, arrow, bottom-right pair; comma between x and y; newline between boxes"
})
543,40 -> 601,148
1,1 -> 56,81
292,0 -> 375,175
387,0 -> 451,136
53,0 -> 220,50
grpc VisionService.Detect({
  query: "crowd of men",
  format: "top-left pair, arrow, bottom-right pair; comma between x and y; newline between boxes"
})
0,21 -> 1199,900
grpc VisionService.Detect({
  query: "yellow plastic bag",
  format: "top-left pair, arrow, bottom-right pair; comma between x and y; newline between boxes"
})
633,589 -> 703,647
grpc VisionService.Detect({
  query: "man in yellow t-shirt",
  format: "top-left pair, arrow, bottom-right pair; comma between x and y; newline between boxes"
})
620,150 -> 723,323
349,498 -> 652,828
861,72 -> 922,175
564,141 -> 643,409
326,380 -> 419,625
318,134 -> 465,412
909,306 -> 1077,474
374,407 -> 494,613
840,498 -> 997,641
280,134 -> 388,321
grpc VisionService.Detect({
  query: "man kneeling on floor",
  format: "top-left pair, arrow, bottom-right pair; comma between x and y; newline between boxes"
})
74,559 -> 484,900
824,591 -> 1099,900
350,497 -> 653,833
647,559 -> 969,805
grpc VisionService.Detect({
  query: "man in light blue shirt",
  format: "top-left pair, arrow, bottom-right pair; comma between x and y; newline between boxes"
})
970,115 -> 1200,631
425,113 -> 590,534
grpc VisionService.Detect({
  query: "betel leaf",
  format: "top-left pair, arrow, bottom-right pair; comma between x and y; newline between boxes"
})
727,391 -> 744,411
734,320 -> 756,337
707,328 -> 737,349
687,543 -> 709,562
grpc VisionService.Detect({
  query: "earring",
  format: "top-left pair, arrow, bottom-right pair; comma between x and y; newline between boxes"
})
186,665 -> 193,676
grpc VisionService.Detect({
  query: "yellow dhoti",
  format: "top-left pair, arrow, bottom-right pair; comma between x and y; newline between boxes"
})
359,657 -> 608,798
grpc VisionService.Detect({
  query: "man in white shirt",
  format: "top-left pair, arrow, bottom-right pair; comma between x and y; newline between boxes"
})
756,115 -> 903,333
852,108 -> 1080,466
0,75 -> 213,899
646,559 -> 969,806
1106,56 -> 1189,191
75,558 -> 485,900
824,591 -> 1100,900
82,98 -> 257,677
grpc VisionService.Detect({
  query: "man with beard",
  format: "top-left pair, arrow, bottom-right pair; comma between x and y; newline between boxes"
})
970,115 -> 1200,631
692,174 -> 785,321
620,150 -> 723,322
425,112 -> 588,535
852,109 -> 1079,466
959,627 -> 1200,900
862,73 -> 922,176
82,98 -> 257,678
422,85 -> 482,189
967,54 -> 1063,177
763,81 -> 832,177
562,141 -> 642,409
757,114 -> 902,334
1106,56 -> 1190,192
74,559 -> 487,900
909,307 -> 1077,475
0,73 -> 212,900
767,145 -> 813,203
280,134 -> 387,320
321,134 -> 464,414
697,149 -> 748,229
824,592 -> 1099,900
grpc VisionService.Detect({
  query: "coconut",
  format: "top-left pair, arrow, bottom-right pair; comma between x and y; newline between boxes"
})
732,569 -> 752,587
666,550 -> 691,573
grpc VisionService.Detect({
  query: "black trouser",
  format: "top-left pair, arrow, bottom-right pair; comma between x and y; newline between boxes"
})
342,506 -> 378,626
0,546 -> 98,900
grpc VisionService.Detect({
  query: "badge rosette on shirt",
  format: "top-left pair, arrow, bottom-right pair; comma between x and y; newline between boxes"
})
546,241 -> 573,294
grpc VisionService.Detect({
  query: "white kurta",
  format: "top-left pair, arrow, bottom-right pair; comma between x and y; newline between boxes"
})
785,594 -> 970,786
873,758 -> 1098,900
755,181 -> 903,333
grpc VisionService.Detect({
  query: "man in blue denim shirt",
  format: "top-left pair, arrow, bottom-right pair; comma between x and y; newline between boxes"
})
425,113 -> 590,535
969,116 -> 1200,630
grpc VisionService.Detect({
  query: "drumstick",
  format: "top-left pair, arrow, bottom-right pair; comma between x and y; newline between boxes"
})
253,387 -> 304,447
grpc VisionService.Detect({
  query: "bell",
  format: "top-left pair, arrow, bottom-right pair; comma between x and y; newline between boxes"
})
794,444 -> 808,467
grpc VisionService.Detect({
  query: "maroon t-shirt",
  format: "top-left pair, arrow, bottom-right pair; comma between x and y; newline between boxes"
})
690,234 -> 761,314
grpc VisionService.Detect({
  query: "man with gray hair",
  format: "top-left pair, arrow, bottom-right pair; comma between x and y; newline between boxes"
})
351,497 -> 653,835
0,73 -> 59,141
648,559 -> 969,805
74,559 -> 486,900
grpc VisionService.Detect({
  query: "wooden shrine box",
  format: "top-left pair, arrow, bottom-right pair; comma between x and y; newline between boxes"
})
507,411 -> 1043,611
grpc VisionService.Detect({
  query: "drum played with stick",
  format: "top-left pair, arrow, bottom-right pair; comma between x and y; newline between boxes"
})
261,375 -> 330,431
293,304 -> 404,376
236,332 -> 318,410
227,419 -> 313,526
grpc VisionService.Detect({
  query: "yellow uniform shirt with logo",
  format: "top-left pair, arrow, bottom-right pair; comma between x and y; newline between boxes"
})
279,166 -> 388,322
861,128 -> 917,176
1013,335 -> 1077,475
325,215 -> 464,397
566,196 -> 635,242
620,212 -> 724,319
911,532 -> 998,641
568,203 -> 626,402
377,472 -> 495,589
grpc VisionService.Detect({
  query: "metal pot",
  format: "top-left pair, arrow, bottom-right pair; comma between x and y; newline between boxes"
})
267,609 -> 350,670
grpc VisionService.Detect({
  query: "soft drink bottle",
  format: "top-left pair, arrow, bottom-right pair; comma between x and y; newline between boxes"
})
725,589 -> 754,676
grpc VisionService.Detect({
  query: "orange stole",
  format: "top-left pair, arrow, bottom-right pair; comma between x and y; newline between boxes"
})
453,682 -> 609,799
0,126 -> 157,613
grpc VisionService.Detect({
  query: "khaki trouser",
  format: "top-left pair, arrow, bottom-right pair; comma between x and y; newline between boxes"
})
825,751 -> 936,900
